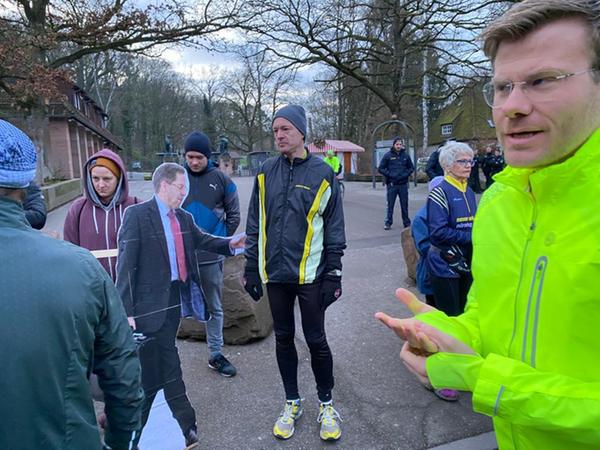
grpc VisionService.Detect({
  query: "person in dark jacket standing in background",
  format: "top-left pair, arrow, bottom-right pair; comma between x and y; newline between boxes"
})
378,138 -> 414,230
243,104 -> 346,442
0,119 -> 144,450
482,146 -> 506,188
425,146 -> 444,181
181,131 -> 241,377
23,181 -> 47,229
63,149 -> 138,282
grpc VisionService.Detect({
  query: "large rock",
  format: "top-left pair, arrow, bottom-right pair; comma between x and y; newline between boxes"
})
177,254 -> 273,344
400,226 -> 418,284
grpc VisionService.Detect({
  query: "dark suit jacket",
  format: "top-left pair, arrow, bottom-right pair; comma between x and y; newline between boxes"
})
116,197 -> 232,333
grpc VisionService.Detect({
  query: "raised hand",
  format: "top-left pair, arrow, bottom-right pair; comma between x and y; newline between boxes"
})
375,288 -> 476,386
375,288 -> 437,352
229,232 -> 246,249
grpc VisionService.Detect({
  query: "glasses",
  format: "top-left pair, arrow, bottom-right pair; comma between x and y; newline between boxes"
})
482,69 -> 598,108
169,182 -> 187,192
455,159 -> 475,167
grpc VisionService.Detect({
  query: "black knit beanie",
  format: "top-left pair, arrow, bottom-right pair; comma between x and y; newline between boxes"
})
184,132 -> 212,158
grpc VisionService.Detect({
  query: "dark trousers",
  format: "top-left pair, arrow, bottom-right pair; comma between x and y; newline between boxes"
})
385,183 -> 410,227
135,282 -> 196,444
430,273 -> 473,316
267,282 -> 334,403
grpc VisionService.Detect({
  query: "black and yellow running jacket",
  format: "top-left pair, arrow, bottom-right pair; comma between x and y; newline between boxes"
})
245,152 -> 346,284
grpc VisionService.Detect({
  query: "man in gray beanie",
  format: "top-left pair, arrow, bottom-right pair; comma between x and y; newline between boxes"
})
181,130 -> 241,377
272,104 -> 307,138
0,119 -> 144,450
244,106 -> 346,441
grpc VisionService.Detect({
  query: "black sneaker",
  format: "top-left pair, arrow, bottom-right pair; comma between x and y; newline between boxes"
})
383,224 -> 391,230
208,354 -> 237,377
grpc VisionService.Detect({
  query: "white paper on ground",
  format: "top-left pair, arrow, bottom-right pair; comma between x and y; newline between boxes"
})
139,390 -> 184,450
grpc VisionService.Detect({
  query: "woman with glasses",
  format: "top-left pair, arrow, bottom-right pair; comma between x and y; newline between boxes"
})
427,141 -> 477,315
424,141 -> 478,401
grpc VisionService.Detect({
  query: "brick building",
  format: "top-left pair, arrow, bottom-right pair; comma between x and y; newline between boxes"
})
1,80 -> 121,182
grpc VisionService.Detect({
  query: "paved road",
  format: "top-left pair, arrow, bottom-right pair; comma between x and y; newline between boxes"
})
43,176 -> 495,450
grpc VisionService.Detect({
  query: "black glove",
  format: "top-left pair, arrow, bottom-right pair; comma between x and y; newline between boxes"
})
441,247 -> 470,274
321,274 -> 342,310
243,268 -> 263,301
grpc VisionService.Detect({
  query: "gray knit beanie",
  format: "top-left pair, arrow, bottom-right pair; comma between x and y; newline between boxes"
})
273,104 -> 307,137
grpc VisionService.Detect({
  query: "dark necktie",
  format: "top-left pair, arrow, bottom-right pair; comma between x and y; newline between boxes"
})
167,210 -> 188,282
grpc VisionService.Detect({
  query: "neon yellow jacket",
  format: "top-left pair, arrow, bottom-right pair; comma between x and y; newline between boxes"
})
323,155 -> 341,174
419,128 -> 600,450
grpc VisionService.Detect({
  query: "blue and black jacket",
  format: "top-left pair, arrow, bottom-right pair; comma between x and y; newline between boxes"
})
378,148 -> 414,185
426,176 -> 477,278
245,151 -> 346,284
182,161 -> 240,264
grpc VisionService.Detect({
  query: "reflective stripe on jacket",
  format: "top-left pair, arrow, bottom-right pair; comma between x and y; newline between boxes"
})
245,152 -> 346,284
419,128 -> 600,449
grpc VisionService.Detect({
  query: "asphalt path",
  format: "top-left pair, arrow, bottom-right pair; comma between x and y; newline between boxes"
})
43,176 -> 495,450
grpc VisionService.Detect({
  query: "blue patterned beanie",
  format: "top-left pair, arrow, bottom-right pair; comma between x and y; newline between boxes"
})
0,120 -> 37,188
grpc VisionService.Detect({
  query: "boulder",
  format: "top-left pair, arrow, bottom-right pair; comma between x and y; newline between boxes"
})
177,254 -> 273,344
400,226 -> 418,284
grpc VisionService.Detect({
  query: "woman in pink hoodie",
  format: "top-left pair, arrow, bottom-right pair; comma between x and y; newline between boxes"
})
63,149 -> 138,281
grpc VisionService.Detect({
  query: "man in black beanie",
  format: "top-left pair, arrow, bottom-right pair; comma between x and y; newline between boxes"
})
243,105 -> 346,441
181,131 -> 241,377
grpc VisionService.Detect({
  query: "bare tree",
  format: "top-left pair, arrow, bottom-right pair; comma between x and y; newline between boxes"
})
214,48 -> 296,152
241,0 -> 515,119
0,0 -> 244,180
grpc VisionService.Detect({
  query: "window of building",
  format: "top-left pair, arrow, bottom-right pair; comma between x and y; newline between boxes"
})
441,123 -> 453,136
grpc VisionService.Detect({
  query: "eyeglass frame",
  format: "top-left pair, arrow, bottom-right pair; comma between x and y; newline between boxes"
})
168,182 -> 187,191
454,159 -> 475,167
482,68 -> 599,108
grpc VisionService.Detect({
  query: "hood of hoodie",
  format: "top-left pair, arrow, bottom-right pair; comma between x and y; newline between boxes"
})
83,149 -> 129,210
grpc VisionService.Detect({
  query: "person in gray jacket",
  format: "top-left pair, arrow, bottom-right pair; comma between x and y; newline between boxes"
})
244,105 -> 346,442
0,119 -> 144,450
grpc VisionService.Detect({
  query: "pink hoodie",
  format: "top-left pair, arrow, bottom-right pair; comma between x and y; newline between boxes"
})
63,149 -> 138,281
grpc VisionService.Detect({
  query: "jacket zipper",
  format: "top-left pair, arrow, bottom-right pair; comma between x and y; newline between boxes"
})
507,190 -> 538,359
506,188 -> 538,450
276,160 -> 294,272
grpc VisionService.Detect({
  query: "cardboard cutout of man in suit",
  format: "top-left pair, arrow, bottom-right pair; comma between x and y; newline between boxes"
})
116,162 -> 245,448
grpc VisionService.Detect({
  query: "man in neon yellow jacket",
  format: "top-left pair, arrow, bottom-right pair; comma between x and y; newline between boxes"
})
323,149 -> 341,175
376,0 -> 600,449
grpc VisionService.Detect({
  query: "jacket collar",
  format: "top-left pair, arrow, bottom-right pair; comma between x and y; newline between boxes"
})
495,127 -> 600,198
444,175 -> 468,192
280,149 -> 311,166
148,197 -> 170,264
0,196 -> 30,229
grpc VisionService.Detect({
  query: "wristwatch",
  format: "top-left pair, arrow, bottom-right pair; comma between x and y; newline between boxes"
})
327,269 -> 342,277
